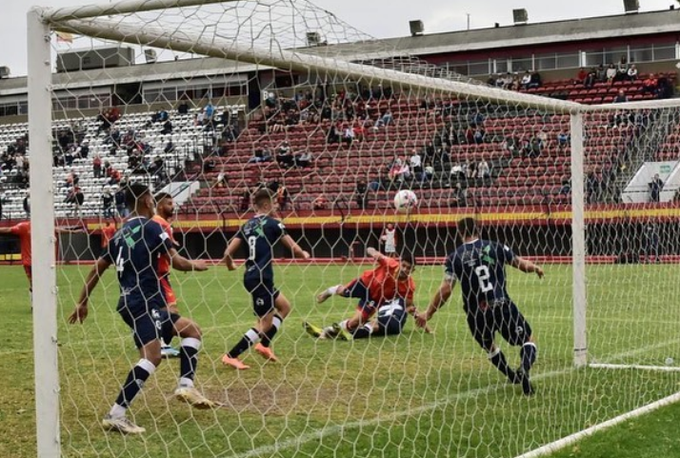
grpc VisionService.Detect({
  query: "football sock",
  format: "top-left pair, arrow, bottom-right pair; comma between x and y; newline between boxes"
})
227,328 -> 260,358
339,319 -> 351,332
520,342 -> 538,373
352,323 -> 373,339
179,337 -> 201,386
114,358 -> 156,409
261,314 -> 283,348
488,348 -> 515,381
326,285 -> 340,296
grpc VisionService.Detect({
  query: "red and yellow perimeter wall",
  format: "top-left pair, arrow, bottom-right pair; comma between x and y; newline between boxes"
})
124,203 -> 680,232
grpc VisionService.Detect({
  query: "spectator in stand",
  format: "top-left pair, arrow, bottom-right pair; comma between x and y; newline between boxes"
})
559,177 -> 571,196
65,186 -> 84,216
584,68 -> 597,88
276,185 -> 289,211
160,119 -> 173,135
204,101 -> 215,122
108,167 -> 121,186
248,143 -> 272,163
557,131 -> 570,149
294,150 -> 312,168
276,141 -> 294,169
102,187 -> 114,218
376,109 -> 393,127
342,124 -> 355,146
355,179 -> 368,209
477,158 -> 491,179
520,71 -> 532,90
503,132 -> 520,156
473,128 -> 485,144
326,123 -> 341,144
649,173 -> 663,202
78,141 -> 90,159
627,64 -> 638,81
615,56 -> 628,82
576,67 -> 588,84
177,99 -> 190,115
605,64 -> 617,83
642,74 -> 658,95
409,150 -> 423,181
450,182 -> 467,207
613,90 -> 629,103
424,163 -> 434,183
214,168 -> 227,189
595,63 -> 606,82
93,154 -> 102,178
528,71 -> 542,89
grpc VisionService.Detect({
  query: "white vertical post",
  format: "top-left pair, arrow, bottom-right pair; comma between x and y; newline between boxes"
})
27,8 -> 60,458
571,113 -> 587,368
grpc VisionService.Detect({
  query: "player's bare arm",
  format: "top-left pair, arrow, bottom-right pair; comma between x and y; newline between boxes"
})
0,228 -> 13,235
221,237 -> 242,270
68,257 -> 111,324
417,279 -> 455,327
510,256 -> 544,279
169,248 -> 208,272
280,234 -> 310,259
366,247 -> 386,262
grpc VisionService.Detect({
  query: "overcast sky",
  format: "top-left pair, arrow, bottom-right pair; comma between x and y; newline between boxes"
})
1,0 -> 676,76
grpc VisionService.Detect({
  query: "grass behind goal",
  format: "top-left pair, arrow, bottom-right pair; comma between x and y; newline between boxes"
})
2,263 -> 680,458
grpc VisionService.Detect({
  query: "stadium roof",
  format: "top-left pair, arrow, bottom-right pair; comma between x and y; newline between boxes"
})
311,9 -> 680,60
1,8 -> 679,97
0,58 -> 260,97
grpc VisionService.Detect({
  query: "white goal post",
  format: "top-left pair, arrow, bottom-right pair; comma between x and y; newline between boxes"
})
25,1 -> 680,457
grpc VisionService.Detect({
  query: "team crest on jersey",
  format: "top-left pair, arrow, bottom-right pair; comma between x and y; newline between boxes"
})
256,298 -> 265,306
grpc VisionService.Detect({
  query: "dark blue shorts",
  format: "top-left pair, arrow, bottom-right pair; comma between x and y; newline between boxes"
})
343,279 -> 377,320
119,304 -> 179,349
466,301 -> 532,350
244,276 -> 280,317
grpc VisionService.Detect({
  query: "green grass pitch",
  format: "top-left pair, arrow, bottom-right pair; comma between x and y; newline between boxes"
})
2,263 -> 680,458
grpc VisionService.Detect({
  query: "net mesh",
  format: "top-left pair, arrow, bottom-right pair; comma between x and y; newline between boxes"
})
9,1 -> 680,457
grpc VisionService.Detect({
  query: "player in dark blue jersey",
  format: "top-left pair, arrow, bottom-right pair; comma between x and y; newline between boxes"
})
339,298 -> 428,340
68,183 -> 216,434
221,188 -> 310,369
416,217 -> 544,395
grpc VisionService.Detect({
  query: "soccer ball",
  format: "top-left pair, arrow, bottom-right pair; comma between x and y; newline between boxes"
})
393,190 -> 418,213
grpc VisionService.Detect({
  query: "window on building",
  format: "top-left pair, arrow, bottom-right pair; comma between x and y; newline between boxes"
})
468,60 -> 490,75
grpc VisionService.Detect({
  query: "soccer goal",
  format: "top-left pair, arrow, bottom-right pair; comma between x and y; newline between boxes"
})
22,1 -> 680,457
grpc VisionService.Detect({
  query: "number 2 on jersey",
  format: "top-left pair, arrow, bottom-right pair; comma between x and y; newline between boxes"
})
248,236 -> 257,261
475,265 -> 493,293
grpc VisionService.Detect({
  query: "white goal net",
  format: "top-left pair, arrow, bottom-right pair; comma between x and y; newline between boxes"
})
15,1 -> 680,458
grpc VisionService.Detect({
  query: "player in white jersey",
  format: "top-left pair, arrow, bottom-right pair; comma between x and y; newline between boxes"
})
380,223 -> 398,257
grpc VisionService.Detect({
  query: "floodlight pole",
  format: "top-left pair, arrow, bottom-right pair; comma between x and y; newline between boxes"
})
570,113 -> 587,368
27,7 -> 60,457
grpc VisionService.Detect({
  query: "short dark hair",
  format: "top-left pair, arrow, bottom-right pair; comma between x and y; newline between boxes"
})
457,217 -> 479,238
253,188 -> 274,208
125,182 -> 151,210
400,251 -> 416,268
154,192 -> 172,203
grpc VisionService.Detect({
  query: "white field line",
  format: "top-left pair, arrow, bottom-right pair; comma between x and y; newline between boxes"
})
226,368 -> 570,458
514,391 -> 680,458
225,336 -> 680,458
589,363 -> 680,372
